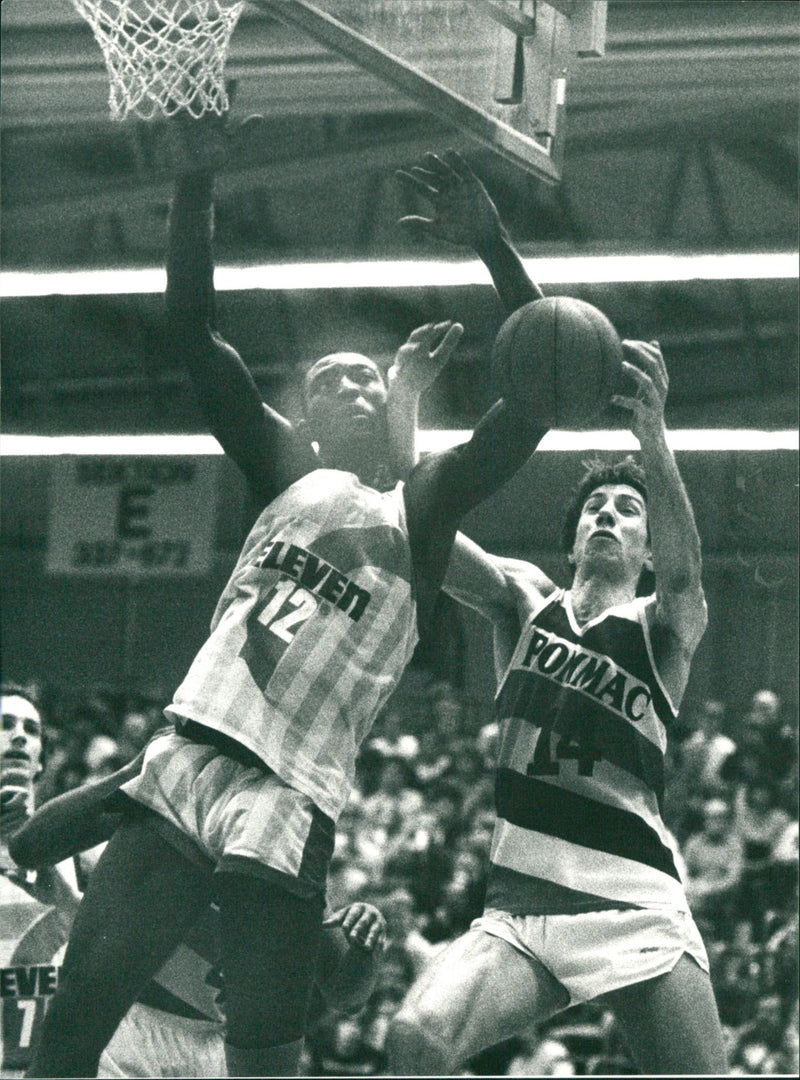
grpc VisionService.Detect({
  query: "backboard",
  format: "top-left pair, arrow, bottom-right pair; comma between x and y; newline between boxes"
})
252,0 -> 607,183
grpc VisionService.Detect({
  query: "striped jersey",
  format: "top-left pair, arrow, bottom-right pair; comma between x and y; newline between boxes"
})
486,588 -> 689,915
166,469 -> 418,822
0,862 -> 80,1074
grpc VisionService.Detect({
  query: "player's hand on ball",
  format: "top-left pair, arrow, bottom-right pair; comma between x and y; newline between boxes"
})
612,340 -> 669,442
325,902 -> 388,953
396,149 -> 504,253
388,320 -> 464,396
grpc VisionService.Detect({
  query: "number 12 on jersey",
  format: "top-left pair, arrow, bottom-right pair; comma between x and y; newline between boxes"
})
240,578 -> 319,690
257,578 -> 317,642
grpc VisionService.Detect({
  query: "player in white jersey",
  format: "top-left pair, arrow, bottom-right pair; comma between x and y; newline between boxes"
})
28,122 -> 548,1078
0,684 -> 83,1078
384,153 -> 728,1075
10,754 -> 387,1078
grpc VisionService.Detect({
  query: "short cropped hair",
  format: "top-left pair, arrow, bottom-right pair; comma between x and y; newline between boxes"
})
560,456 -> 648,555
298,353 -> 388,413
1,680 -> 47,771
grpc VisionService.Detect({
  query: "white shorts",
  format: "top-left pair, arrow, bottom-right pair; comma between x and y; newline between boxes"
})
472,906 -> 709,1005
121,732 -> 334,897
98,1003 -> 224,1079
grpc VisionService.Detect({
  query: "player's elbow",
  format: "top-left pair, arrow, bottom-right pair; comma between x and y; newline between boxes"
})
662,568 -> 702,596
661,543 -> 705,602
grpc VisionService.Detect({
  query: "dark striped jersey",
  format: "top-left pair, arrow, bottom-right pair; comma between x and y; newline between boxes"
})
486,588 -> 689,915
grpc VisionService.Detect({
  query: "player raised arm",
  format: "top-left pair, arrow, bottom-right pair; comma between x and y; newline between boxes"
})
386,320 -> 464,475
397,149 -> 543,315
613,341 -> 708,691
404,385 -> 548,636
166,114 -> 317,505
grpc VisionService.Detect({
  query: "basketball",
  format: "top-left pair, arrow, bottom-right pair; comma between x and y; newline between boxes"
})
491,296 -> 625,428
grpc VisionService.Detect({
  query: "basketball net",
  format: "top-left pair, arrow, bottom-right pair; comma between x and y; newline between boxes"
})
71,0 -> 245,120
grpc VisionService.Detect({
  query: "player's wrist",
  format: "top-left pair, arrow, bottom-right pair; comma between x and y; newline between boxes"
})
168,114 -> 229,176
637,418 -> 669,452
471,222 -> 512,259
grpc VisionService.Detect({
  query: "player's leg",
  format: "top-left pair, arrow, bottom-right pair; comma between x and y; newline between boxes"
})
602,951 -> 727,1075
213,871 -> 325,1077
385,927 -> 569,1076
28,815 -> 212,1078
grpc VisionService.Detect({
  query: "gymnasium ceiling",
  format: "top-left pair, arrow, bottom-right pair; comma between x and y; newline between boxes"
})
1,0 -> 798,434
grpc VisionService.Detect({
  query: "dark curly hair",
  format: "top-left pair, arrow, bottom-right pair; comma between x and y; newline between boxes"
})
561,456 -> 648,554
561,457 -> 653,592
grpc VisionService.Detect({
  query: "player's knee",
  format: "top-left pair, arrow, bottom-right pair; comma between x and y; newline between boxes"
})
385,1010 -> 455,1076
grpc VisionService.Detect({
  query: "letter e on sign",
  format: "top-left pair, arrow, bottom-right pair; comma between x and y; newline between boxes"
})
117,485 -> 153,539
46,458 -> 216,577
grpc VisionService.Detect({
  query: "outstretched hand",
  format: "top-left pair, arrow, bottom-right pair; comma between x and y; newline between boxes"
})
324,902 -> 388,953
612,340 -> 669,443
388,320 -> 465,396
396,149 -> 504,253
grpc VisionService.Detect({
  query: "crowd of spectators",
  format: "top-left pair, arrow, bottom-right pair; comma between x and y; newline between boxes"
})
12,677 -> 800,1076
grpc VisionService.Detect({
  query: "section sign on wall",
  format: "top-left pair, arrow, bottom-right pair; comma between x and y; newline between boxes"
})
46,457 -> 216,576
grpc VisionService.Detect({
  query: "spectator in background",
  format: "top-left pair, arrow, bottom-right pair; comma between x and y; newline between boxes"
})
327,852 -> 371,911
360,986 -> 407,1072
409,682 -> 470,789
445,741 -> 485,788
383,808 -> 453,917
365,707 -> 419,765
83,734 -> 124,780
770,818 -> 799,915
729,993 -> 789,1075
115,705 -> 158,763
378,886 -> 443,979
360,757 -> 423,834
412,727 -> 453,787
682,698 -> 737,795
683,797 -> 743,941
425,779 -> 466,848
459,806 -> 496,867
763,902 -> 798,1016
505,1036 -> 576,1076
339,798 -> 393,888
723,690 -> 796,803
732,780 -> 792,939
421,848 -> 486,944
445,742 -> 495,823
661,737 -> 704,844
476,720 -> 499,770
426,682 -> 466,744
305,1012 -> 385,1077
